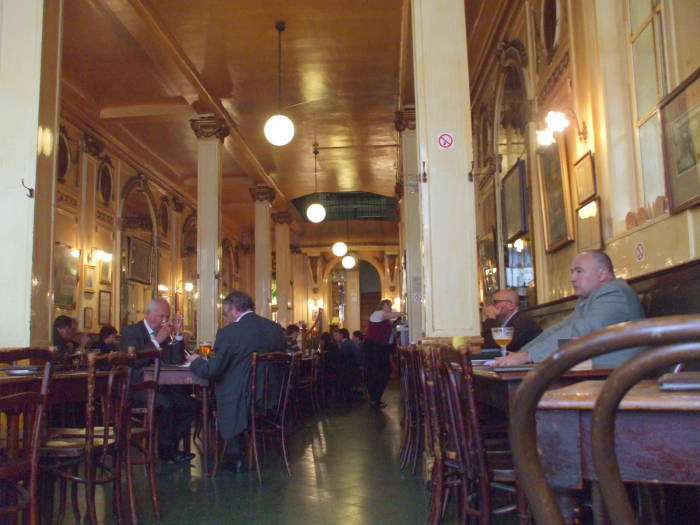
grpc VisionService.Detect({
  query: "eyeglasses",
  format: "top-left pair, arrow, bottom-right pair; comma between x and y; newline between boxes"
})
493,299 -> 514,304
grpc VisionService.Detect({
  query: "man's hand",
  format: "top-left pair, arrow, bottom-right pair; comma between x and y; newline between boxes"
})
172,314 -> 183,334
185,351 -> 200,363
483,304 -> 499,320
77,332 -> 90,350
491,351 -> 532,367
155,323 -> 173,344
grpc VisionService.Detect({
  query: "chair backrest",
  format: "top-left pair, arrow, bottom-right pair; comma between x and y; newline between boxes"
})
249,352 -> 298,425
127,348 -> 161,430
0,347 -> 56,467
86,352 -> 134,461
509,314 -> 700,525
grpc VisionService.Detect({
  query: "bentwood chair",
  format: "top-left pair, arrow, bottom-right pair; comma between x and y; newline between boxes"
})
294,350 -> 322,416
125,348 -> 162,524
509,315 -> 700,525
41,352 -> 134,525
248,352 -> 299,484
398,345 -> 423,474
0,347 -> 56,525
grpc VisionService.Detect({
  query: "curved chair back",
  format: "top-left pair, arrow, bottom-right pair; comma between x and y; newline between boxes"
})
510,314 -> 700,525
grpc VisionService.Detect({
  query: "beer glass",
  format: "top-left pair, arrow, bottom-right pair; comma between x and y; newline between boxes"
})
199,341 -> 212,357
491,327 -> 514,357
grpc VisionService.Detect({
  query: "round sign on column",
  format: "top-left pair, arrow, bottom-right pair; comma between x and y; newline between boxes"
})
437,132 -> 454,149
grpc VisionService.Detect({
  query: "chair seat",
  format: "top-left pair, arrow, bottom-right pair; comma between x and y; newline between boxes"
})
41,435 -> 117,457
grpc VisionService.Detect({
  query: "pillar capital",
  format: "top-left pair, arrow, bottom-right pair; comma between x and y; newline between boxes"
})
249,184 -> 275,203
272,211 -> 293,224
394,108 -> 416,132
190,115 -> 230,141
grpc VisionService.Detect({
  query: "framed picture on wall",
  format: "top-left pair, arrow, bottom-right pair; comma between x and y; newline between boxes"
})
501,160 -> 528,243
128,237 -> 152,284
576,197 -> 603,252
99,257 -> 111,285
83,306 -> 93,331
83,265 -> 96,293
477,229 -> 498,297
98,290 -> 111,325
537,141 -> 574,252
661,67 -> 700,214
573,151 -> 596,204
53,243 -> 78,308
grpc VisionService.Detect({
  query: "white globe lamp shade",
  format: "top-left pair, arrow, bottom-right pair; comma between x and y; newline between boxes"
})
306,203 -> 326,223
341,254 -> 357,269
332,241 -> 348,257
264,114 -> 295,146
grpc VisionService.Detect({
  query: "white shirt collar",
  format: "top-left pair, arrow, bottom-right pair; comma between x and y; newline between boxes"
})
236,310 -> 254,323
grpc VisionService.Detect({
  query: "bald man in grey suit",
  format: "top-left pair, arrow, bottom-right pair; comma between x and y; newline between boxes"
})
493,251 -> 645,368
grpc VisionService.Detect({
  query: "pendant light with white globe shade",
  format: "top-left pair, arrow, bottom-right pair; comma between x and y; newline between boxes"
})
306,143 -> 326,223
264,21 -> 295,146
332,241 -> 348,257
341,253 -> 357,269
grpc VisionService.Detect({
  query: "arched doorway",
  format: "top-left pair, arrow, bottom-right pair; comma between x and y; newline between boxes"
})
359,260 -> 381,333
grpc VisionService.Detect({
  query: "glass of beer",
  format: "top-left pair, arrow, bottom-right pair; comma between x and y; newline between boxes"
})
491,327 -> 514,357
199,341 -> 212,358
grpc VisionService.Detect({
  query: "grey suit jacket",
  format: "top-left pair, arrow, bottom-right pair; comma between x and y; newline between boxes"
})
524,278 -> 645,367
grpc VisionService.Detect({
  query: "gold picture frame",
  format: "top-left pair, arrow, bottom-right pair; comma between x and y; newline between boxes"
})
573,151 -> 596,205
83,264 -> 96,293
537,140 -> 574,252
576,197 -> 603,252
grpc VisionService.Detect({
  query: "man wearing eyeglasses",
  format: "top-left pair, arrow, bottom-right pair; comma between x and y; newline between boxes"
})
481,288 -> 541,352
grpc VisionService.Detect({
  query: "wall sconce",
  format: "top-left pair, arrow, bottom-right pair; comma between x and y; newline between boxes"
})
88,248 -> 113,264
157,284 -> 169,292
70,248 -> 81,259
184,282 -> 194,293
536,109 -> 587,146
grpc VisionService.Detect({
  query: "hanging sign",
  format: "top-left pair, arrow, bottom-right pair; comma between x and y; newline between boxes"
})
437,132 -> 454,149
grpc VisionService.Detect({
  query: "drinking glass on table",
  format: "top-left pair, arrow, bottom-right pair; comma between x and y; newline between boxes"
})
199,341 -> 212,358
491,327 -> 514,357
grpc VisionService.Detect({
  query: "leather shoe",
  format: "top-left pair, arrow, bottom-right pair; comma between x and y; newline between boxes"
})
172,451 -> 196,463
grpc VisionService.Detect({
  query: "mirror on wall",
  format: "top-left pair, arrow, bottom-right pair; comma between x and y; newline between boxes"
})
497,65 -> 536,307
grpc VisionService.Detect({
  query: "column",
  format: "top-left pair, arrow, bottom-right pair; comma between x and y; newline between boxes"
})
190,115 -> 229,342
345,268 -> 360,333
272,211 -> 292,326
0,1 -> 62,346
250,185 -> 275,318
396,108 -> 424,342
291,247 -> 308,326
411,0 -> 479,338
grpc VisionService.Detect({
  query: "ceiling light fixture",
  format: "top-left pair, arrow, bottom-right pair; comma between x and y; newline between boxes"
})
306,142 -> 326,223
342,253 -> 357,269
264,21 -> 295,146
332,217 -> 350,257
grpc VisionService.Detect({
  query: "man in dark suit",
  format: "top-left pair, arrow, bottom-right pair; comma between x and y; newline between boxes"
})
481,288 -> 541,351
121,297 -> 197,463
186,290 -> 286,472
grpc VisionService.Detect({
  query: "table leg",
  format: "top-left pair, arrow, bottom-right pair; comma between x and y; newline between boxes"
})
203,386 -> 210,476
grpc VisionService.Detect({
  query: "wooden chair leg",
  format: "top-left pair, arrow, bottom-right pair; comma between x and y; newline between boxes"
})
126,443 -> 138,525
146,441 -> 161,522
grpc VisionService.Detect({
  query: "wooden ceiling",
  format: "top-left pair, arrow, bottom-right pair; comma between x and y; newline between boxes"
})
61,0 -> 414,242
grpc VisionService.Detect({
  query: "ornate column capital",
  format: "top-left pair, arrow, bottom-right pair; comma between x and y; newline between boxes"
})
249,184 -> 275,203
272,211 -> 293,225
395,108 -> 416,132
190,115 -> 230,141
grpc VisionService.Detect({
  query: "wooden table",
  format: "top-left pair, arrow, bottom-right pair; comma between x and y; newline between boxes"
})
142,365 -> 213,476
537,379 -> 700,522
472,364 -> 612,414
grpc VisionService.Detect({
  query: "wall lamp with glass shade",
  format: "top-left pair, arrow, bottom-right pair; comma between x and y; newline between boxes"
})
536,109 -> 587,146
263,21 -> 295,146
306,143 -> 326,223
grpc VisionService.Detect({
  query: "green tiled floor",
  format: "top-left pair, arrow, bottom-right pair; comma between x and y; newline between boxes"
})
60,384 -> 431,524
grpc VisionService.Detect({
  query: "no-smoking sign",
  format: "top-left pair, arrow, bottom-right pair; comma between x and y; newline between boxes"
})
437,132 -> 454,149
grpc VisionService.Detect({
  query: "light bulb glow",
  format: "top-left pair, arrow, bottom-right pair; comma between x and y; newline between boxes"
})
264,114 -> 295,146
70,248 -> 80,258
332,241 -> 348,257
341,254 -> 357,269
513,239 -> 525,253
158,284 -> 169,292
306,203 -> 326,223
184,282 -> 194,292
545,111 -> 570,133
536,128 -> 556,146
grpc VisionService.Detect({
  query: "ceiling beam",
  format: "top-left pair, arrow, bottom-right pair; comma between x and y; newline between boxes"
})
183,175 -> 253,187
100,0 -> 286,207
99,99 -> 196,120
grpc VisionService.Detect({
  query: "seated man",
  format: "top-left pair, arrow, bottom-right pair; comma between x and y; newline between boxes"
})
285,324 -> 301,353
121,298 -> 197,463
187,290 -> 286,472
481,288 -> 542,351
53,315 -> 89,362
493,250 -> 645,368
333,328 -> 363,401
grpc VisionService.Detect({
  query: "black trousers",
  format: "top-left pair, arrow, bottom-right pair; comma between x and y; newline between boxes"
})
365,341 -> 392,403
150,386 -> 197,454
